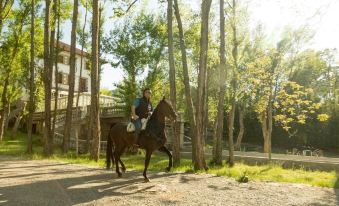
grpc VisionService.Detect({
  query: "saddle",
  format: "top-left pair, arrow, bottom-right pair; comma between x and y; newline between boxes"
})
127,118 -> 148,132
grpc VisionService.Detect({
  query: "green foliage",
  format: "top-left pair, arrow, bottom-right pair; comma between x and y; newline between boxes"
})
103,12 -> 167,115
237,171 -> 249,183
0,1 -> 31,109
100,88 -> 112,96
274,81 -> 327,132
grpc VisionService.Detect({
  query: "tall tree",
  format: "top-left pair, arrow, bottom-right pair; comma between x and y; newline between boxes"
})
227,0 -> 239,166
89,0 -> 101,161
43,0 -> 53,155
195,0 -> 212,170
75,0 -> 89,155
27,0 -> 35,153
52,0 -> 60,137
167,0 -> 179,166
212,0 -> 226,165
173,0 -> 197,165
63,0 -> 79,153
76,0 -> 89,108
0,3 -> 29,141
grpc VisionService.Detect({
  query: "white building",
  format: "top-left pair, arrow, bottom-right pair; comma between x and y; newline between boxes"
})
21,41 -> 114,111
52,41 -> 91,97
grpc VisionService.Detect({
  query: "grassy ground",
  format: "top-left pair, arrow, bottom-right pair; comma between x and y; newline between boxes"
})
1,131 -> 338,189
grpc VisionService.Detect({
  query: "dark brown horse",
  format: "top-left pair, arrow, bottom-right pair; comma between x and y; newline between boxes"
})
106,97 -> 177,182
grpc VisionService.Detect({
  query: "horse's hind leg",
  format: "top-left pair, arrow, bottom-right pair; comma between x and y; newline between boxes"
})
114,152 -> 122,177
116,147 -> 126,173
158,146 -> 173,172
143,150 -> 152,182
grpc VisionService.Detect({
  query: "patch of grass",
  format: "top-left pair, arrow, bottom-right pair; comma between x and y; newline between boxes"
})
0,131 -> 43,156
1,131 -> 338,189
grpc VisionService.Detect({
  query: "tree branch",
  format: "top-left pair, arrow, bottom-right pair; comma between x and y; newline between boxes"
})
125,0 -> 138,13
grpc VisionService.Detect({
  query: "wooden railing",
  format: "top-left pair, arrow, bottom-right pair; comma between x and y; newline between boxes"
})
33,105 -> 126,121
37,93 -> 115,112
99,106 -> 125,117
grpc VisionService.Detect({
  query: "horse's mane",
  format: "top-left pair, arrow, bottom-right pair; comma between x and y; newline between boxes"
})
148,99 -> 170,121
146,100 -> 166,135
148,103 -> 159,121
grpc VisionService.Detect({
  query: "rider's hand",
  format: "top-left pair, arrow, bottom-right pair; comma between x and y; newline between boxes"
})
133,115 -> 139,120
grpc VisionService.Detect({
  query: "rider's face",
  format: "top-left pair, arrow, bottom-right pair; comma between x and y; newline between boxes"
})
144,90 -> 152,99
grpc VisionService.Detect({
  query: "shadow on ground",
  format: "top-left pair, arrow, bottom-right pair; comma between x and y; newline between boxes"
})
0,168 -> 176,206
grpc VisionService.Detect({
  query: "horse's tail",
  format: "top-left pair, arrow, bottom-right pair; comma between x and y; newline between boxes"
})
106,125 -> 115,169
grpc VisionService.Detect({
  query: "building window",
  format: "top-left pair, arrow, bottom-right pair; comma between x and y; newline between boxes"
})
57,55 -> 64,64
80,78 -> 88,92
57,72 -> 63,84
85,61 -> 90,70
57,55 -> 70,65
57,72 -> 69,85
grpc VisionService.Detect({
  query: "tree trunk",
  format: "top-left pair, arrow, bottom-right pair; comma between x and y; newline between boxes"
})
43,0 -> 53,156
0,76 -> 9,141
227,101 -> 235,166
76,1 -> 88,109
75,2 -> 87,155
235,106 -> 244,150
195,0 -> 212,170
167,0 -> 179,166
261,106 -> 272,160
203,72 -> 208,142
11,104 -> 25,139
173,0 -> 197,163
63,0 -> 78,153
89,0 -> 101,161
4,103 -> 10,130
52,0 -> 60,140
27,0 -> 35,153
0,106 -> 9,141
267,96 -> 273,160
212,0 -> 227,165
226,0 -> 238,166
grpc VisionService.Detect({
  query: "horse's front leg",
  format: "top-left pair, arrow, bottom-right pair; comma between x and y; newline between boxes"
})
143,150 -> 152,182
118,158 -> 126,173
158,146 -> 172,172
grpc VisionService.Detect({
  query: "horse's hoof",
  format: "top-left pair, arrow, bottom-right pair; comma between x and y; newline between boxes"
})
165,167 -> 171,172
144,178 -> 150,183
117,173 -> 122,178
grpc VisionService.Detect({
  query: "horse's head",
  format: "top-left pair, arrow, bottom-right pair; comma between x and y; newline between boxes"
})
157,96 -> 178,120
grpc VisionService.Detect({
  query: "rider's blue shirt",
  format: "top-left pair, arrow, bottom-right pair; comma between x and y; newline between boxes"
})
133,98 -> 141,108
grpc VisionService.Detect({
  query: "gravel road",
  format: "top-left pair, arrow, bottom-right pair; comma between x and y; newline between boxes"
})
0,157 -> 338,206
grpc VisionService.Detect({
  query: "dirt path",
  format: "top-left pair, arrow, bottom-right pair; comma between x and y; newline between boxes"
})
0,157 -> 338,206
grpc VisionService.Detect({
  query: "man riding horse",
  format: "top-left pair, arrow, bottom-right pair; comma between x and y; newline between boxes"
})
131,88 -> 153,145
106,94 -> 177,182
